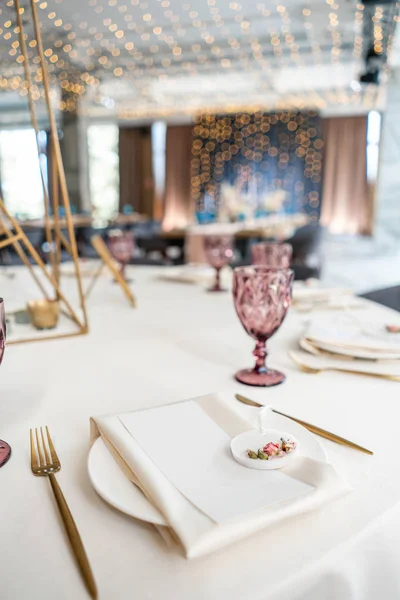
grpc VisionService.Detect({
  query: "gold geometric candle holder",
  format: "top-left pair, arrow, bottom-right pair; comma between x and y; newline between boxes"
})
1,0 -> 88,345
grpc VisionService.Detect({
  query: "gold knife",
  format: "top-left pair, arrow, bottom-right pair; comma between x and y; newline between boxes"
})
235,394 -> 373,455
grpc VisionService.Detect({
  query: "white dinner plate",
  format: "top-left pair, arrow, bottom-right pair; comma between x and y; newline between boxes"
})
88,410 -> 328,525
310,339 -> 400,360
88,436 -> 167,526
304,316 -> 400,360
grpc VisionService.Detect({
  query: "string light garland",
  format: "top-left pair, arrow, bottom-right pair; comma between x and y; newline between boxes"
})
0,0 -> 397,114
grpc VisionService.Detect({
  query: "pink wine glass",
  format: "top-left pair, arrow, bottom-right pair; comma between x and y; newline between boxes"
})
204,234 -> 234,292
251,242 -> 292,268
108,230 -> 135,282
0,298 -> 10,468
233,266 -> 293,386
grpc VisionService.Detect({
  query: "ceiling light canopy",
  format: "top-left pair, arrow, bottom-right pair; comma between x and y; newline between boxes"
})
0,0 -> 398,117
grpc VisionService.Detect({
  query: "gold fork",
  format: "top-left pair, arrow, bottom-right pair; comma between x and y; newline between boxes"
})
30,427 -> 98,599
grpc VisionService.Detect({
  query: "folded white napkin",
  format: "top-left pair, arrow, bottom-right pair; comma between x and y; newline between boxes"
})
90,392 -> 350,559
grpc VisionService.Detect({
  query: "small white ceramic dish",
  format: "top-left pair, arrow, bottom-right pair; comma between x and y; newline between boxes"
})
231,429 -> 299,470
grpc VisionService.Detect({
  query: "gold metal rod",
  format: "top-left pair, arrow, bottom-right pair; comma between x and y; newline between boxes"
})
59,306 -> 84,324
58,230 -> 73,256
0,232 -> 23,249
30,0 -> 88,331
84,262 -> 105,301
0,198 -> 83,329
50,135 -> 61,289
11,240 -> 49,299
0,212 -> 49,298
91,235 -> 136,307
14,0 -> 56,282
0,2 -> 90,343
7,329 -> 86,346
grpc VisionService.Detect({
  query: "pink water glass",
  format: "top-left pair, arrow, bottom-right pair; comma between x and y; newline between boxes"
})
251,242 -> 292,268
203,234 -> 234,292
0,298 -> 10,469
108,229 -> 134,281
233,266 -> 293,386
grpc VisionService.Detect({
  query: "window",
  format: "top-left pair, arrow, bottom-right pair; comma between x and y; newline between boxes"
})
151,121 -> 166,218
0,128 -> 46,219
367,111 -> 381,183
87,124 -> 119,223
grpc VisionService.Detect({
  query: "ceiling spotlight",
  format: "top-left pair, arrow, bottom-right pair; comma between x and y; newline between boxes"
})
359,70 -> 380,84
359,45 -> 385,85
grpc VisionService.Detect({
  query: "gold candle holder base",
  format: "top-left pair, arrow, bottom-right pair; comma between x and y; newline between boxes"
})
27,299 -> 60,330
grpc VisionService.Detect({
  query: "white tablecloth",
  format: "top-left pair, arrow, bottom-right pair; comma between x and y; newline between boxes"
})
1,264 -> 400,600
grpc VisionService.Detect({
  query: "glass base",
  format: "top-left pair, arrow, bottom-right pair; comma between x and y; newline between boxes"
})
0,439 -> 11,468
207,285 -> 227,293
235,368 -> 286,387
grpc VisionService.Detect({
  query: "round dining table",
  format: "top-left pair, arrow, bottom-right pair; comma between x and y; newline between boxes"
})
1,264 -> 400,600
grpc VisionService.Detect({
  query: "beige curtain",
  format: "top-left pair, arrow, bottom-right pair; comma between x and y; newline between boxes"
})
119,127 -> 154,217
162,125 -> 193,231
321,116 -> 372,235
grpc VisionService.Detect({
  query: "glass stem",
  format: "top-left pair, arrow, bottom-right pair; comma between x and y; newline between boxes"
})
253,340 -> 267,374
215,267 -> 221,291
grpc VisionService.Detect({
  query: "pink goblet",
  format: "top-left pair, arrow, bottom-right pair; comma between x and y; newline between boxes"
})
0,298 -> 10,469
251,242 -> 292,268
233,266 -> 293,386
108,230 -> 134,282
204,234 -> 234,292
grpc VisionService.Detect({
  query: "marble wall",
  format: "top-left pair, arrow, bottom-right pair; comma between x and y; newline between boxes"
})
376,67 -> 400,246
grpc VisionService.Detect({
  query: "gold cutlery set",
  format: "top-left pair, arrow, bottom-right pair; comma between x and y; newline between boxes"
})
30,394 -> 373,597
